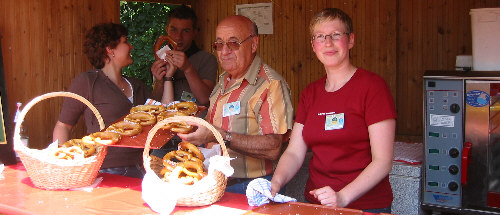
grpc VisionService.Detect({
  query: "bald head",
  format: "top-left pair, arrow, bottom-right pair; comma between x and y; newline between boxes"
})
214,15 -> 259,78
217,15 -> 258,36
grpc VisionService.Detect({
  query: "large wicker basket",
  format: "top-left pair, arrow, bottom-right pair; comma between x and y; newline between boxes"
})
143,116 -> 230,206
13,91 -> 108,190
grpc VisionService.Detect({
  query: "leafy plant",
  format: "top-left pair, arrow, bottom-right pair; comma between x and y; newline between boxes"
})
120,2 -> 176,88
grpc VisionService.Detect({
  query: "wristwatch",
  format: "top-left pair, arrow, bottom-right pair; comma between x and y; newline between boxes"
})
163,76 -> 174,82
224,131 -> 232,148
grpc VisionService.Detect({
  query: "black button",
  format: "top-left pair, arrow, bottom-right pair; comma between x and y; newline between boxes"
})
448,182 -> 459,191
449,165 -> 459,175
450,103 -> 460,113
449,148 -> 460,158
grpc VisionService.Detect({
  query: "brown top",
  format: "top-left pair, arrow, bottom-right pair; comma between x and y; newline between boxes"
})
58,69 -> 151,168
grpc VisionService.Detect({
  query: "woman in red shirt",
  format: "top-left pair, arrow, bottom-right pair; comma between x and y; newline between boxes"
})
271,8 -> 396,213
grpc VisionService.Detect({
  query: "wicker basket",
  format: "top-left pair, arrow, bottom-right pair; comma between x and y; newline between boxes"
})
13,91 -> 107,190
143,116 -> 230,206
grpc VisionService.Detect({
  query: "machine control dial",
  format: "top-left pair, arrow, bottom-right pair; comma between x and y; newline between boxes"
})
448,181 -> 459,191
450,103 -> 460,113
449,148 -> 460,158
449,165 -> 459,175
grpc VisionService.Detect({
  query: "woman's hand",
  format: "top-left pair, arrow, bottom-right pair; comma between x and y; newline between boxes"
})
270,178 -> 283,197
309,186 -> 348,208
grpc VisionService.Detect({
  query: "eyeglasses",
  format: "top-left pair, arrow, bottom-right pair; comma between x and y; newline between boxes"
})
212,35 -> 255,51
312,32 -> 350,43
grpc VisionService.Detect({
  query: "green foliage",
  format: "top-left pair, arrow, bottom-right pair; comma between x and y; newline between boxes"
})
120,2 -> 176,88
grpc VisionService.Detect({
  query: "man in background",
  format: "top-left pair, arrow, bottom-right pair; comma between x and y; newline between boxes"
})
151,5 -> 217,157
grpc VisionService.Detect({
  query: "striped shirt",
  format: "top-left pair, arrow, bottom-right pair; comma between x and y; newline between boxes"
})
207,55 -> 294,178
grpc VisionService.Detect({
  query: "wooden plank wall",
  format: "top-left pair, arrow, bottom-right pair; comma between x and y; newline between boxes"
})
191,0 -> 398,121
1,0 -> 500,148
0,0 -> 120,148
396,0 -> 500,142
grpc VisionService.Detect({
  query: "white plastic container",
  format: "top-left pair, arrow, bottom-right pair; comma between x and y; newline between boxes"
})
470,8 -> 500,71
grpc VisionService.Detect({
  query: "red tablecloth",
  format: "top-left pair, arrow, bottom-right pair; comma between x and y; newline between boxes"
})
0,162 -> 252,215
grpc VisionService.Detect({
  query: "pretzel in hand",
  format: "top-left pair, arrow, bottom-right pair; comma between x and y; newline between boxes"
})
154,35 -> 178,61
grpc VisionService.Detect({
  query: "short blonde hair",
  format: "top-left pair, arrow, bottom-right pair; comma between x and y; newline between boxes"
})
309,8 -> 353,36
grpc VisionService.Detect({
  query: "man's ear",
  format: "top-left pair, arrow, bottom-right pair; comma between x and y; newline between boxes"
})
251,36 -> 259,53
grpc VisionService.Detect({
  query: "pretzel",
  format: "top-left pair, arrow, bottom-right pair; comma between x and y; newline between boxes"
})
179,142 -> 205,161
166,101 -> 198,115
62,139 -> 96,158
160,142 -> 206,184
82,132 -> 121,146
161,159 -> 178,176
164,161 -> 206,185
106,121 -> 142,136
53,146 -> 85,160
154,35 -> 178,60
157,111 -> 188,122
130,105 -> 166,115
124,111 -> 156,126
163,121 -> 193,134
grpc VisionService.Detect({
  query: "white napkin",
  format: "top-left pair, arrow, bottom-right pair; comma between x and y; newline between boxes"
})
142,171 -> 178,215
145,98 -> 164,106
207,154 -> 234,177
155,44 -> 171,61
246,178 -> 296,207
141,146 -> 233,214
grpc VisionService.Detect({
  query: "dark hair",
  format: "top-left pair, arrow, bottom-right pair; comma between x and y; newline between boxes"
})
83,23 -> 128,69
309,8 -> 353,36
168,5 -> 198,30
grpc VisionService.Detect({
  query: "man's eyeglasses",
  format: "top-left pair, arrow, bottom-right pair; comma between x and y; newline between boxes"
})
212,35 -> 255,51
312,32 -> 349,43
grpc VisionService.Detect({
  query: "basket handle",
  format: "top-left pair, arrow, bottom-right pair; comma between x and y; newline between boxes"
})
14,91 -> 105,151
143,116 -> 229,173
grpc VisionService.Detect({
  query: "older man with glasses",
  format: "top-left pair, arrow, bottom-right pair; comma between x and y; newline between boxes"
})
178,15 -> 294,194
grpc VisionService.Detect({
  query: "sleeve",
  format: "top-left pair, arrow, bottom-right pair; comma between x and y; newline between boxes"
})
197,53 -> 218,83
57,74 -> 88,126
364,75 -> 397,126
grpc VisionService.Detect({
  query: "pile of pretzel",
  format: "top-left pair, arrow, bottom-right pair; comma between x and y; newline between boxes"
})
106,101 -> 199,136
52,131 -> 121,161
160,142 -> 207,185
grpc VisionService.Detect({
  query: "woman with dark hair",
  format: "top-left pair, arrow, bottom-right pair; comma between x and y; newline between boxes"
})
52,23 -> 151,178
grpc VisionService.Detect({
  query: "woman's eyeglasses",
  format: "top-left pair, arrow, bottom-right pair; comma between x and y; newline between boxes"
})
312,32 -> 349,43
212,35 -> 255,51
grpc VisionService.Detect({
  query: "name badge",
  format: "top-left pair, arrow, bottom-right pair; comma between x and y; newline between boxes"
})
181,91 -> 196,103
223,101 -> 241,117
325,113 -> 344,130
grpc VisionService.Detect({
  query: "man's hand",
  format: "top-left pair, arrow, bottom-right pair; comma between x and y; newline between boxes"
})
151,58 -> 177,81
176,122 -> 215,146
165,50 -> 192,72
151,59 -> 168,80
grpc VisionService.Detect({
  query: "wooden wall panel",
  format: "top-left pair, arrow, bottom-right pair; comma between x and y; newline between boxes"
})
1,0 -> 500,147
192,0 -> 397,133
0,0 -> 119,148
395,0 -> 500,142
